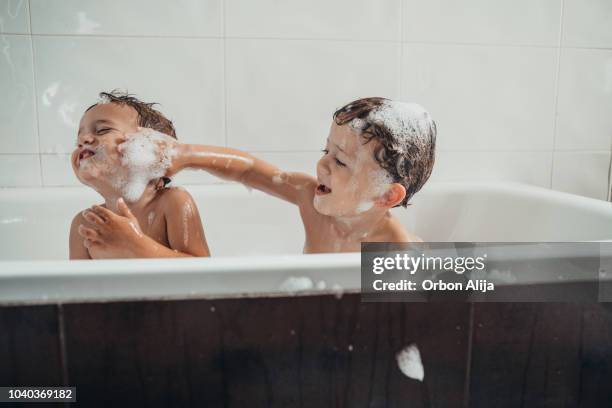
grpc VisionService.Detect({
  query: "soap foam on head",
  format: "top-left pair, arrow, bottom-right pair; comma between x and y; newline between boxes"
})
117,128 -> 176,202
366,100 -> 433,152
96,94 -> 112,105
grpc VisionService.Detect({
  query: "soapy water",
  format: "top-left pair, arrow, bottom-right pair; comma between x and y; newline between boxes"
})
190,150 -> 254,167
181,201 -> 193,247
271,171 -> 307,191
396,344 -> 424,381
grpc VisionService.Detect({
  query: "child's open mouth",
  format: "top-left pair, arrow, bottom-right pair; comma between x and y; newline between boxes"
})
78,149 -> 95,162
315,183 -> 332,196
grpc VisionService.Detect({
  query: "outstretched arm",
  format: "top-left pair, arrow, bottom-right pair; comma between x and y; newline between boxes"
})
119,128 -> 317,205
172,144 -> 317,206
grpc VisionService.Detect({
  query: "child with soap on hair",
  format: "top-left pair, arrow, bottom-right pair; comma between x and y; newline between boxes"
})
69,90 -> 210,259
110,97 -> 437,253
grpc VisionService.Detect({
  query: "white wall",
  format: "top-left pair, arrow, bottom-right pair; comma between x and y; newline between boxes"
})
0,0 -> 610,200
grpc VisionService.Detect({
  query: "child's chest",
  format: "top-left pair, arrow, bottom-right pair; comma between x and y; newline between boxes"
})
303,222 -> 362,254
134,209 -> 169,246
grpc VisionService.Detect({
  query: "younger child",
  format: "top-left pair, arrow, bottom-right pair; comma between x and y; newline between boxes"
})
69,90 -> 210,259
163,97 -> 437,253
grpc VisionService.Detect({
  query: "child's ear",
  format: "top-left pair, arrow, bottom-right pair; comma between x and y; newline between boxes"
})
376,183 -> 406,208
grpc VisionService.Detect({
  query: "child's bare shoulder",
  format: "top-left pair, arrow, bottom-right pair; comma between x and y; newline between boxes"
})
155,187 -> 199,213
69,208 -> 93,259
70,209 -> 86,227
70,205 -> 99,230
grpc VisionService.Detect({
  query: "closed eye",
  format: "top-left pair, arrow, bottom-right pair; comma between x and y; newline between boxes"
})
335,158 -> 346,167
96,127 -> 112,135
321,149 -> 329,155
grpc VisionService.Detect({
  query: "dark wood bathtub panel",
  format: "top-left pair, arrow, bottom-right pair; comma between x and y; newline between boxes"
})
61,296 -> 471,407
63,300 -> 225,407
218,296 -> 471,408
517,304 -> 582,407
342,302 -> 471,408
217,296 -> 305,407
579,304 -> 612,406
398,303 -> 471,408
469,303 -> 586,407
0,305 -> 63,387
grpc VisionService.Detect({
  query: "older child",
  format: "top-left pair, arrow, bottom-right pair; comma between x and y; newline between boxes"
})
163,97 -> 436,253
69,90 -> 210,259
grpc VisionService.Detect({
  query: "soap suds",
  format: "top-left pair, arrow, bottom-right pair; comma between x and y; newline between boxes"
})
331,283 -> 344,299
349,118 -> 367,131
272,173 -> 284,185
97,94 -> 111,104
367,101 -> 433,150
396,344 -> 424,381
117,128 -> 177,202
279,276 -> 314,293
356,200 -> 373,213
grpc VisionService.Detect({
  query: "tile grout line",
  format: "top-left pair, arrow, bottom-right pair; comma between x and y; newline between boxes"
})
6,32 -> 611,50
222,0 -> 229,147
398,0 -> 403,99
549,0 -> 565,189
26,0 -> 43,186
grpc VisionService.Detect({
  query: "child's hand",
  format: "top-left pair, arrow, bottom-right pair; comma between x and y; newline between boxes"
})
78,198 -> 146,259
117,127 -> 183,177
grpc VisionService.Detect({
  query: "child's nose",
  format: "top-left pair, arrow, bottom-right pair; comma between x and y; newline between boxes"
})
77,132 -> 94,146
317,157 -> 331,176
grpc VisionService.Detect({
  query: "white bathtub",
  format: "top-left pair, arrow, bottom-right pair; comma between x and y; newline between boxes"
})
0,181 -> 611,304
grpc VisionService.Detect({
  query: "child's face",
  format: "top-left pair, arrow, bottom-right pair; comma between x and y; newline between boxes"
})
71,103 -> 138,193
314,122 -> 391,217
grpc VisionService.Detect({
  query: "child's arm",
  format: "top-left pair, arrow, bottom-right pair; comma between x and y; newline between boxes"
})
79,198 -> 207,259
69,213 -> 92,259
172,144 -> 317,206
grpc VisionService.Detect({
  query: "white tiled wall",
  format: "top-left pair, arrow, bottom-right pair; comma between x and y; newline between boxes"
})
0,0 -> 610,200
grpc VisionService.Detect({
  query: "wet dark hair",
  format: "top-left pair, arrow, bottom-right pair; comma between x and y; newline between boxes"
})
333,97 -> 436,207
86,89 -> 176,187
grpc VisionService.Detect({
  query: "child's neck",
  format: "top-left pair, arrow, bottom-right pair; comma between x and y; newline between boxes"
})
103,183 -> 159,213
332,208 -> 392,241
